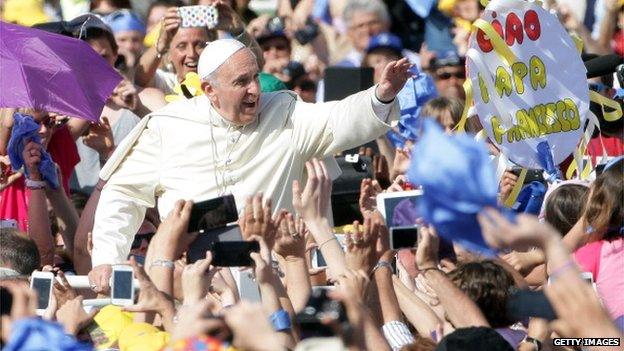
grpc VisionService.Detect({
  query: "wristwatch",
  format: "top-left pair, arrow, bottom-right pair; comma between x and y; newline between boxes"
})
25,178 -> 46,189
520,336 -> 543,351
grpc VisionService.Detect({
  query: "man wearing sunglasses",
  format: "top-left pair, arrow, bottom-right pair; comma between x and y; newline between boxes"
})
430,53 -> 466,100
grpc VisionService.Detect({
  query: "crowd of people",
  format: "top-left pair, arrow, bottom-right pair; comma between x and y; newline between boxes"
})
0,0 -> 623,350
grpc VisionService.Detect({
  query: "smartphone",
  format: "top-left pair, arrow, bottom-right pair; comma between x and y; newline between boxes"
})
187,224 -> 244,263
0,219 -> 17,229
111,265 -> 134,306
296,288 -> 347,339
0,287 -> 12,316
178,5 -> 218,29
210,241 -> 259,267
376,190 -> 423,227
187,194 -> 238,234
30,271 -> 54,315
390,226 -> 419,249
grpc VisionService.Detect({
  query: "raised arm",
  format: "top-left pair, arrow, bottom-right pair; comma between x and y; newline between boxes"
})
88,117 -> 162,293
416,226 -> 489,328
290,59 -> 411,159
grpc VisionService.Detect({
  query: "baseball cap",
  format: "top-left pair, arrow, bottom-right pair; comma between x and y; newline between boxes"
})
365,32 -> 403,56
103,9 -> 146,35
431,51 -> 465,69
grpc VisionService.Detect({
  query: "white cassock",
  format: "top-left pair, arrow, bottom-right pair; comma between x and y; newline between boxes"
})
92,86 -> 400,266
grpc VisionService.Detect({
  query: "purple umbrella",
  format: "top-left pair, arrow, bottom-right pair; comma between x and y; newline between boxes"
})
0,21 -> 122,122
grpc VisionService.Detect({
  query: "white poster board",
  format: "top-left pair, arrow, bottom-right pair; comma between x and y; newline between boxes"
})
467,0 -> 589,169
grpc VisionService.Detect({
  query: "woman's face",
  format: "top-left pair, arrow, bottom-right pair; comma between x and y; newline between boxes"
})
169,28 -> 210,82
32,112 -> 64,147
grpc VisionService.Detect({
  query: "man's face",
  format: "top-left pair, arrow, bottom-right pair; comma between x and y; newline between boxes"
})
364,48 -> 401,83
347,11 -> 387,52
204,49 -> 261,125
170,28 -> 210,82
434,65 -> 466,99
260,36 -> 291,64
87,37 -> 117,67
114,30 -> 144,57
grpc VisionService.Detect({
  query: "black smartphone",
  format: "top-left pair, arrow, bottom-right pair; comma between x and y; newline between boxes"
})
506,289 -> 556,321
210,241 -> 259,267
389,226 -> 419,249
296,288 -> 347,339
0,287 -> 12,316
187,225 -> 244,263
187,195 -> 238,233
511,167 -> 545,185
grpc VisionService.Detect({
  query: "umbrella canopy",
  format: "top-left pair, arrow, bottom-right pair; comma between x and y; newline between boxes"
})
0,21 -> 122,122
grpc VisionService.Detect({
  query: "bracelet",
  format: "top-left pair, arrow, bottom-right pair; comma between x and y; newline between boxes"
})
520,336 -> 543,351
269,309 -> 291,331
317,236 -> 337,250
548,259 -> 575,282
150,259 -> 174,269
372,261 -> 393,274
25,178 -> 46,189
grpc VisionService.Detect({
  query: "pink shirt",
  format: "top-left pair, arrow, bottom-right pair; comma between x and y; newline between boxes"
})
574,238 -> 624,319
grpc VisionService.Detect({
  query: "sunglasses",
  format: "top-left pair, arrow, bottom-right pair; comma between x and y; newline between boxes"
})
131,232 -> 155,249
436,71 -> 466,80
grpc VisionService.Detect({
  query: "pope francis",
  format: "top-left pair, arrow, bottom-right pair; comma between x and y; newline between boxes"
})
89,39 -> 411,287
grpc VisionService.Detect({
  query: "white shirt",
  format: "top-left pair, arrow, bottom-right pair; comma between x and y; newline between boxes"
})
92,86 -> 399,266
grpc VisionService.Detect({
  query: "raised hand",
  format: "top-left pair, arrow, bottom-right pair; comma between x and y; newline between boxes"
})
477,207 -> 559,251
375,57 -> 412,102
415,225 -> 439,270
56,296 -> 97,335
22,140 -> 43,181
82,117 -> 114,158
372,154 -> 391,189
345,214 -> 380,273
181,252 -> 214,304
273,210 -> 307,260
359,178 -> 382,215
239,193 -> 276,248
292,158 -> 332,222
110,79 -> 138,111
124,256 -> 173,315
52,271 -> 78,309
150,199 -> 195,260
156,7 -> 182,56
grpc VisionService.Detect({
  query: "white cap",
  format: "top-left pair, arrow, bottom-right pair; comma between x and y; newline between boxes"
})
198,39 -> 246,79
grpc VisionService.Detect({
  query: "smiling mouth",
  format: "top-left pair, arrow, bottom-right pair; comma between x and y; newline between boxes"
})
184,62 -> 198,69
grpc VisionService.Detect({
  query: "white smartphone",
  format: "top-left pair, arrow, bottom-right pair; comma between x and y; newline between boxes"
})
30,271 -> 54,316
111,265 -> 134,306
376,190 -> 423,227
178,5 -> 218,29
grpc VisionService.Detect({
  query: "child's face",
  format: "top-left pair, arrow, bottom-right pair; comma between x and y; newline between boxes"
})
454,0 -> 481,22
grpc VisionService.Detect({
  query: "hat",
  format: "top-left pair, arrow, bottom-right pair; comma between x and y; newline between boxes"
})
2,0 -> 49,27
198,39 -> 246,79
436,327 -> 514,351
256,17 -> 288,43
33,13 -> 112,39
431,51 -> 465,69
104,9 -> 146,35
366,32 -> 403,56
118,323 -> 170,351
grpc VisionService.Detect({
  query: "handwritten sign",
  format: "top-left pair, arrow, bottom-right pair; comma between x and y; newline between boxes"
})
467,0 -> 589,169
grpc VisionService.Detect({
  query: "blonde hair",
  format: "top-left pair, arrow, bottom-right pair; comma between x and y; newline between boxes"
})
420,97 -> 464,130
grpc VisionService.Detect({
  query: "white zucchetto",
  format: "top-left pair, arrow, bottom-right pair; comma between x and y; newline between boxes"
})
198,39 -> 246,79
